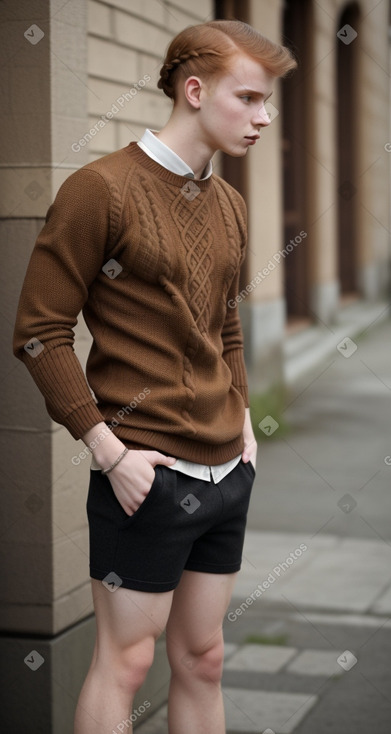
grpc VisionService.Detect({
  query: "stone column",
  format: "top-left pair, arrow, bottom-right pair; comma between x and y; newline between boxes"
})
355,0 -> 390,299
243,0 -> 286,395
0,2 -> 95,731
306,2 -> 340,325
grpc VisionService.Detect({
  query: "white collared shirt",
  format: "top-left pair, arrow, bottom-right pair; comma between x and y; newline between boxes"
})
138,128 -> 213,180
90,130 -> 241,483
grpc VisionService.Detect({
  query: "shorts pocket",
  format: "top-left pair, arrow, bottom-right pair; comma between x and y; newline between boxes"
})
242,458 -> 256,478
118,466 -> 163,528
87,466 -> 164,529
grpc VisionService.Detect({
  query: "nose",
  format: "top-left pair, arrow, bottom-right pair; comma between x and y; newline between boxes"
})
254,102 -> 271,127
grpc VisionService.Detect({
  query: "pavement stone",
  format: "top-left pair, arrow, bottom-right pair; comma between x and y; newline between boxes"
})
232,530 -> 391,615
285,649 -> 344,677
136,689 -> 319,734
223,688 -> 318,734
224,643 -> 239,660
225,644 -> 297,673
286,611 -> 391,629
370,584 -> 391,615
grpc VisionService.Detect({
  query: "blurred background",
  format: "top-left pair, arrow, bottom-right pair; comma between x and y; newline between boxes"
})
0,0 -> 390,731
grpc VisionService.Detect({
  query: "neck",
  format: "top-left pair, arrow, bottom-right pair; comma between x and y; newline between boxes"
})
155,108 -> 214,180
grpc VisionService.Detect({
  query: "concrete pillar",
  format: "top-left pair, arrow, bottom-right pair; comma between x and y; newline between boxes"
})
243,0 -> 286,394
0,2 -> 97,730
307,2 -> 340,325
355,0 -> 390,299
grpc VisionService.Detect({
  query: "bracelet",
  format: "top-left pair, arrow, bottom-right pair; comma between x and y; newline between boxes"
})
101,447 -> 129,475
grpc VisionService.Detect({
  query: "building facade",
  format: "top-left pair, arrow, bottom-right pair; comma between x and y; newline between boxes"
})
0,0 -> 389,730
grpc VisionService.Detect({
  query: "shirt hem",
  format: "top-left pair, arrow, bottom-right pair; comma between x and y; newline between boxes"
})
111,426 -> 245,465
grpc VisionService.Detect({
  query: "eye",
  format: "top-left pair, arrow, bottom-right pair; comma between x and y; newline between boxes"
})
240,95 -> 252,103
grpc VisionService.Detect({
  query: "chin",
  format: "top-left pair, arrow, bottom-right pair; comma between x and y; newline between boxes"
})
231,149 -> 248,158
221,145 -> 248,158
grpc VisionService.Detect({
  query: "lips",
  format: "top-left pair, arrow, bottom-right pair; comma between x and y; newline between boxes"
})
245,134 -> 260,141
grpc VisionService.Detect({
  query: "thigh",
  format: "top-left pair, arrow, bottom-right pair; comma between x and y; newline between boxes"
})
166,570 -> 238,655
91,578 -> 174,654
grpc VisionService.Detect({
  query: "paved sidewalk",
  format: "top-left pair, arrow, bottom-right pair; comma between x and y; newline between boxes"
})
137,529 -> 391,734
136,310 -> 391,733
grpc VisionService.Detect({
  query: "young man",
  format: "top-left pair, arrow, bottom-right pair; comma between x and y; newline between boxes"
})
13,19 -> 296,734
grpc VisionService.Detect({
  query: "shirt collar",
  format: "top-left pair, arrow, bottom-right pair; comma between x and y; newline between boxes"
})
137,128 -> 213,181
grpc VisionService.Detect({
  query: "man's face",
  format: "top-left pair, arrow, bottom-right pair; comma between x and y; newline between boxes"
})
198,53 -> 275,156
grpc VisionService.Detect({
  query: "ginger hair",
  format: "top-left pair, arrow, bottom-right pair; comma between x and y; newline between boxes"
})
158,20 -> 297,101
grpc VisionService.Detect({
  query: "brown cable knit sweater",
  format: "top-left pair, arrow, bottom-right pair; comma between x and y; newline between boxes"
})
13,142 -> 249,465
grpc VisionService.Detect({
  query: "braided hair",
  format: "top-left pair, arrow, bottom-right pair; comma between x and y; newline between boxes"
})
157,20 -> 297,101
158,46 -> 223,100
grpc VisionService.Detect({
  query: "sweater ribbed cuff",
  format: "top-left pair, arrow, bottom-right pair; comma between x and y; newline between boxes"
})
58,402 -> 106,441
223,348 -> 249,408
23,342 -> 105,440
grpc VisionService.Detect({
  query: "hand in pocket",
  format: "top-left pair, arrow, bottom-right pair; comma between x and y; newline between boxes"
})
108,449 -> 176,515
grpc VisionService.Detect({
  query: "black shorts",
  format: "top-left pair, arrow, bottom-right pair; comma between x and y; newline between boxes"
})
86,459 -> 255,593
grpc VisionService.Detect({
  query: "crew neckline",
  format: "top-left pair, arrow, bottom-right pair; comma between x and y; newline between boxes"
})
125,142 -> 213,191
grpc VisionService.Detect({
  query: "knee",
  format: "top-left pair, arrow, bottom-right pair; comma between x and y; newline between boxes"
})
170,639 -> 225,685
114,638 -> 155,694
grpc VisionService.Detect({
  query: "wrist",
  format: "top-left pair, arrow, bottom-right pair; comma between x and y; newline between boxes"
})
243,433 -> 257,454
244,432 -> 256,444
101,447 -> 129,475
82,422 -> 125,467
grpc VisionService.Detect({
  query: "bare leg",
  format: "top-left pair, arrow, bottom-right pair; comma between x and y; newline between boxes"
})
74,579 -> 173,733
166,570 -> 237,734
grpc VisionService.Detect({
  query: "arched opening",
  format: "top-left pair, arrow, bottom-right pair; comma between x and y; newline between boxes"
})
281,0 -> 312,326
336,2 -> 360,297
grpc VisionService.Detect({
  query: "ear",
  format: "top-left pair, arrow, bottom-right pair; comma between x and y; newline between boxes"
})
184,76 -> 202,109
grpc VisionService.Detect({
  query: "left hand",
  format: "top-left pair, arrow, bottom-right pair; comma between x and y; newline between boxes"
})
241,407 -> 257,471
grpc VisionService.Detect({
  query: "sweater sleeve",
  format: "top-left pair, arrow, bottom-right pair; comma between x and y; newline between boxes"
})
221,270 -> 249,408
221,190 -> 249,408
13,168 -> 117,439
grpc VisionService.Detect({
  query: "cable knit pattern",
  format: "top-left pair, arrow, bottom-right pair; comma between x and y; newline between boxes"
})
170,188 -> 213,332
13,143 -> 249,465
